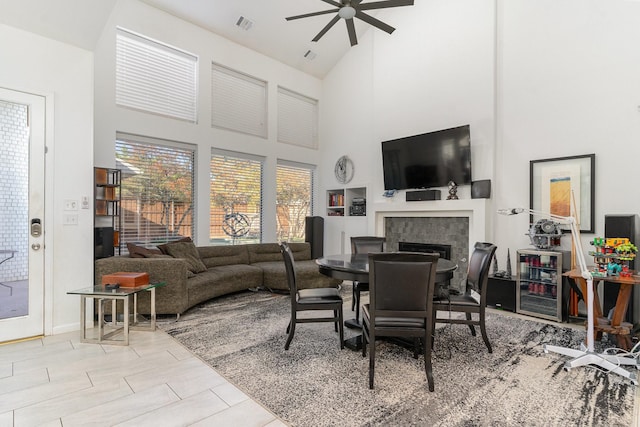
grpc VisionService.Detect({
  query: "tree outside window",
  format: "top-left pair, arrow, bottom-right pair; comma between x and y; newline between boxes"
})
276,163 -> 313,242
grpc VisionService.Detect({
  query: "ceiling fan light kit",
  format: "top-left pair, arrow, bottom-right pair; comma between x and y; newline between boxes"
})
338,5 -> 356,20
286,0 -> 415,47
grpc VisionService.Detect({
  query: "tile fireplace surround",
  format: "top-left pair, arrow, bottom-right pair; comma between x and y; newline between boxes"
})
373,199 -> 491,290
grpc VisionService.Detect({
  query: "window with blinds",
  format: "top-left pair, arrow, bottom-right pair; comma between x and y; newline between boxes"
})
115,134 -> 195,250
276,162 -> 314,242
211,63 -> 267,138
210,150 -> 264,245
277,87 -> 318,149
116,28 -> 198,123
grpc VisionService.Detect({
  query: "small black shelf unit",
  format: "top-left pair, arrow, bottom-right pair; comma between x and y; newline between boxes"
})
94,167 -> 121,259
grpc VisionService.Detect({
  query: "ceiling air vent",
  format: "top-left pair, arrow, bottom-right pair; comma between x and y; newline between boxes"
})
304,50 -> 317,60
236,16 -> 254,31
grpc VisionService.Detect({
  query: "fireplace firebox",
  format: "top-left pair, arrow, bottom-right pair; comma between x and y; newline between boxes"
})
399,242 -> 452,290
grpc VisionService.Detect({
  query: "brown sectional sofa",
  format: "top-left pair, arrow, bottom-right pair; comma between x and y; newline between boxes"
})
94,242 -> 341,317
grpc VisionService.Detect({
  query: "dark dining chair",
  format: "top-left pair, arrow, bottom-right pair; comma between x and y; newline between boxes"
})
433,242 -> 497,353
362,252 -> 440,391
350,236 -> 385,324
279,242 -> 344,350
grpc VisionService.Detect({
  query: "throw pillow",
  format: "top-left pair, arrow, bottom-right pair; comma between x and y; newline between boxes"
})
162,241 -> 207,274
127,242 -> 163,258
157,236 -> 193,255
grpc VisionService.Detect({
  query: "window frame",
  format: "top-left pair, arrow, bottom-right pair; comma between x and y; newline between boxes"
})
210,148 -> 265,245
211,63 -> 268,138
116,27 -> 199,123
277,86 -> 319,149
115,133 -> 197,250
276,160 -> 316,243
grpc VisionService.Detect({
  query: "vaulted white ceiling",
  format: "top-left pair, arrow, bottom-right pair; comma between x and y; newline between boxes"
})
0,0 -> 411,78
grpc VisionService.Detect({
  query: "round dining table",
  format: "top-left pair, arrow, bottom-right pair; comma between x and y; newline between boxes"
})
316,253 -> 458,350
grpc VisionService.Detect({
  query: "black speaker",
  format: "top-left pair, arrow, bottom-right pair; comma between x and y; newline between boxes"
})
94,227 -> 114,259
603,214 -> 640,324
406,189 -> 441,201
305,216 -> 324,259
471,179 -> 491,199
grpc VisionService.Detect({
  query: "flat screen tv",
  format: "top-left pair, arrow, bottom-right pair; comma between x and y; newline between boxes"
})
381,125 -> 472,190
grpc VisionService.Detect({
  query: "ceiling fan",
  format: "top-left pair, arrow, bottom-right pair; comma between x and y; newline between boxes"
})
286,0 -> 415,47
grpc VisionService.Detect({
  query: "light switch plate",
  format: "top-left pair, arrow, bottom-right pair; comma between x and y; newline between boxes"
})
64,199 -> 78,211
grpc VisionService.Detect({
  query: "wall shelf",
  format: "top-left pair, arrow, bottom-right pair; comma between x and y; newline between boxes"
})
324,186 -> 369,254
326,186 -> 366,217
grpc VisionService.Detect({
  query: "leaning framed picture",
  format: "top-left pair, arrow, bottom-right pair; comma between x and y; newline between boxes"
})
530,154 -> 595,233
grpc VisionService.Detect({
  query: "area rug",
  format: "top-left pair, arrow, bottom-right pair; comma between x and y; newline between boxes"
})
159,289 -> 635,426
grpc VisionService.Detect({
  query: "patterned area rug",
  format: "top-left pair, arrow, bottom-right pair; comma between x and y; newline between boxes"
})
160,289 -> 635,426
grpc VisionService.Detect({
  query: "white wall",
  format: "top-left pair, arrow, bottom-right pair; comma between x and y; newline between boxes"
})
0,24 -> 94,334
94,0 -> 324,244
496,0 -> 640,262
322,0 -> 640,265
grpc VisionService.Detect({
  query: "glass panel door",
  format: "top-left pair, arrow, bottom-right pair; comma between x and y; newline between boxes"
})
0,88 -> 45,341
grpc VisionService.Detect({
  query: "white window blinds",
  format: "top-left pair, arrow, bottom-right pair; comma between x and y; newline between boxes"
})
210,150 -> 264,244
276,161 -> 314,242
277,87 -> 318,148
115,134 -> 196,249
116,28 -> 198,123
211,63 -> 267,138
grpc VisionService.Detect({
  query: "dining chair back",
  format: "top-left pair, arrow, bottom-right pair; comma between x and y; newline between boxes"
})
349,236 -> 385,323
280,242 -> 344,350
433,242 -> 497,352
362,251 -> 439,391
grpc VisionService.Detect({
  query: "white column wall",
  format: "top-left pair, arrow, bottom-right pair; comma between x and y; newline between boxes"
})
495,0 -> 640,262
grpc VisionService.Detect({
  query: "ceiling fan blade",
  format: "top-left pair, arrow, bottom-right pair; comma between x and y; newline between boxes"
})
320,0 -> 345,7
358,0 -> 414,11
346,18 -> 358,46
312,15 -> 341,42
286,8 -> 339,21
355,10 -> 395,34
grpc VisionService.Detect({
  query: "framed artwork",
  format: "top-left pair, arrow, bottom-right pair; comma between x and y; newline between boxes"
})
530,154 -> 595,233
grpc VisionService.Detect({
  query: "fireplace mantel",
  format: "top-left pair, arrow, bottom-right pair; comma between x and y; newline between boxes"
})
372,199 -> 491,255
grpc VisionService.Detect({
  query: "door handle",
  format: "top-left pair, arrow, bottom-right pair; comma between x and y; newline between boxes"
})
31,243 -> 41,251
31,218 -> 42,237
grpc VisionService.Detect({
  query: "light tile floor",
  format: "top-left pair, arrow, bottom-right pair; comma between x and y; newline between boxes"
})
0,328 -> 288,427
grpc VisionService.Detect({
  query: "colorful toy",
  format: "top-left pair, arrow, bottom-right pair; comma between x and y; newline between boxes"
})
589,237 -> 637,276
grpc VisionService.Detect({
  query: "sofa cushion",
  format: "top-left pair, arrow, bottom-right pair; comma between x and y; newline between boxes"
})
162,241 -> 207,274
198,245 -> 250,268
187,264 -> 263,307
247,242 -> 311,264
254,259 -> 341,291
126,242 -> 163,258
157,236 -> 193,254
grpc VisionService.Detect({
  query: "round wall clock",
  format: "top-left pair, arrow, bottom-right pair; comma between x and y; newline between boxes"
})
334,155 -> 354,184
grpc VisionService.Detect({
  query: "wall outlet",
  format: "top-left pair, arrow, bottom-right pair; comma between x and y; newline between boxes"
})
63,214 -> 79,225
81,196 -> 90,209
64,199 -> 78,211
